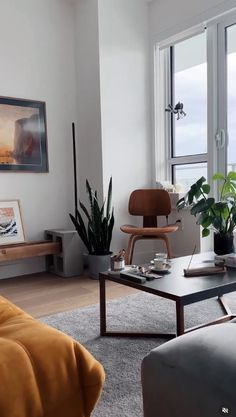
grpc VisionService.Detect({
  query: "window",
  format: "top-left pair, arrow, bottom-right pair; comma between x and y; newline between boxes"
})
173,163 -> 207,191
227,24 -> 236,173
155,10 -> 236,192
172,32 -> 207,158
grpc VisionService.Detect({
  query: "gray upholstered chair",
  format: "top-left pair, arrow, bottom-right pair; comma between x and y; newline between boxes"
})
141,321 -> 236,417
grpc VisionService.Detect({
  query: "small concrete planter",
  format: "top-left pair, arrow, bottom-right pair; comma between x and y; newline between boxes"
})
87,253 -> 112,279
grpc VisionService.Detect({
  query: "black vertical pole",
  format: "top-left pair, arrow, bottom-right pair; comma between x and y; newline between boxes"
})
72,122 -> 78,218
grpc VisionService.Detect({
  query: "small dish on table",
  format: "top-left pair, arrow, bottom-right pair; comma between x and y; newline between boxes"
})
150,264 -> 171,274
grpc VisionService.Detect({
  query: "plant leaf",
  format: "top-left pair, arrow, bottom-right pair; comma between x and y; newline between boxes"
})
196,213 -> 212,228
227,171 -> 236,181
212,216 -> 223,232
232,211 -> 236,224
186,178 -> 205,204
176,197 -> 185,210
106,177 -> 112,219
69,212 -> 91,253
212,172 -> 225,181
86,179 -> 93,207
196,176 -> 206,187
107,209 -> 114,250
214,201 -> 228,210
70,178 -> 114,255
202,228 -> 210,237
190,198 -> 214,216
188,189 -> 194,205
202,184 -> 210,194
223,192 -> 236,200
79,201 -> 91,222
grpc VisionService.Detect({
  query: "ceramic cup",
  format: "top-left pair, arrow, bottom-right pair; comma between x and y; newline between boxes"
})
110,256 -> 125,272
155,253 -> 167,260
154,253 -> 169,270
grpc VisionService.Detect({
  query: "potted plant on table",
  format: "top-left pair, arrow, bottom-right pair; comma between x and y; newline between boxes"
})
176,172 -> 236,255
69,177 -> 114,278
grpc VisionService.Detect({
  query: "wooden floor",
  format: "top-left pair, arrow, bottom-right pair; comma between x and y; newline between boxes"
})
0,272 -> 137,318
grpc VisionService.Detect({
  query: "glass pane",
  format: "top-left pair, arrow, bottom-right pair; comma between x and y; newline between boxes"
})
227,24 -> 236,172
173,163 -> 207,192
173,32 -> 207,157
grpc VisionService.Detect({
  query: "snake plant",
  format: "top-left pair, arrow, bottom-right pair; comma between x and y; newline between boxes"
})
69,177 -> 114,255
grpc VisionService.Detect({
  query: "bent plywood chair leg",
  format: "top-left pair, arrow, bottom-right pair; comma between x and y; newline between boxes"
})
125,234 -> 173,265
161,235 -> 172,258
129,236 -> 144,265
125,235 -> 136,265
125,235 -> 142,265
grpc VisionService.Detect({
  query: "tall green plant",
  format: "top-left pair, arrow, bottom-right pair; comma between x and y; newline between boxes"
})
69,177 -> 114,255
176,172 -> 236,237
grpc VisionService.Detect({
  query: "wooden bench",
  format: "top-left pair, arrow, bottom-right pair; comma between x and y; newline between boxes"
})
0,241 -> 62,263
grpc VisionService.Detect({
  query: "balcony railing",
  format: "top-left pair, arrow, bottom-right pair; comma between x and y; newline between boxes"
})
175,163 -> 236,192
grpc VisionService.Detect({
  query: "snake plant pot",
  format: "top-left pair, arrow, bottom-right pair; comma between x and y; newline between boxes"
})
214,232 -> 234,255
88,253 -> 112,279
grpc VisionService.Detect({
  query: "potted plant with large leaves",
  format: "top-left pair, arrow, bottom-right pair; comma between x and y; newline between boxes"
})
69,177 -> 114,278
176,172 -> 236,255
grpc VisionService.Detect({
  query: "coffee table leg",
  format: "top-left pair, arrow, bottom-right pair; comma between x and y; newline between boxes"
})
99,274 -> 106,336
176,300 -> 184,336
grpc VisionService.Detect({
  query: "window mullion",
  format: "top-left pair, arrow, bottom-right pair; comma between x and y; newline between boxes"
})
154,47 -> 171,184
170,46 -> 175,159
169,154 -> 208,165
217,21 -> 228,177
164,48 -> 172,182
207,23 -> 219,197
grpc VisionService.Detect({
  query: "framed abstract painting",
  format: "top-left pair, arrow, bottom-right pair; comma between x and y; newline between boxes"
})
0,200 -> 25,245
0,96 -> 48,172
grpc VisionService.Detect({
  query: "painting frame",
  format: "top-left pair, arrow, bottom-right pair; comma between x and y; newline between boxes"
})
0,200 -> 25,245
0,96 -> 48,172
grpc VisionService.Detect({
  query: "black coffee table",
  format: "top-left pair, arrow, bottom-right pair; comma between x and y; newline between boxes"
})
99,252 -> 236,338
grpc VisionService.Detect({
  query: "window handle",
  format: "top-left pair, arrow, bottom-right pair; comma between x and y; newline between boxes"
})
215,129 -> 226,149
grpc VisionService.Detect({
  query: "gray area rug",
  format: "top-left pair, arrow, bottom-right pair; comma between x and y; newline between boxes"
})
41,292 -> 236,417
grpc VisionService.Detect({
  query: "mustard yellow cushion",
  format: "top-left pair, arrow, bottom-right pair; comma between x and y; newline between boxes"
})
0,296 -> 105,417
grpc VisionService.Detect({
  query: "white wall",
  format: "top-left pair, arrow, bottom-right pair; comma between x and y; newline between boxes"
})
98,0 -> 152,256
0,0 -> 77,277
75,0 -> 152,261
75,0 -> 103,205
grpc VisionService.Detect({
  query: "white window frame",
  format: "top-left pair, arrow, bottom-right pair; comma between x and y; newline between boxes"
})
154,8 -> 236,190
155,27 -> 208,185
217,12 -> 236,174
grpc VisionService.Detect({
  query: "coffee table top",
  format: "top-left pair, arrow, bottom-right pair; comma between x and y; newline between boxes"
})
100,252 -> 236,305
